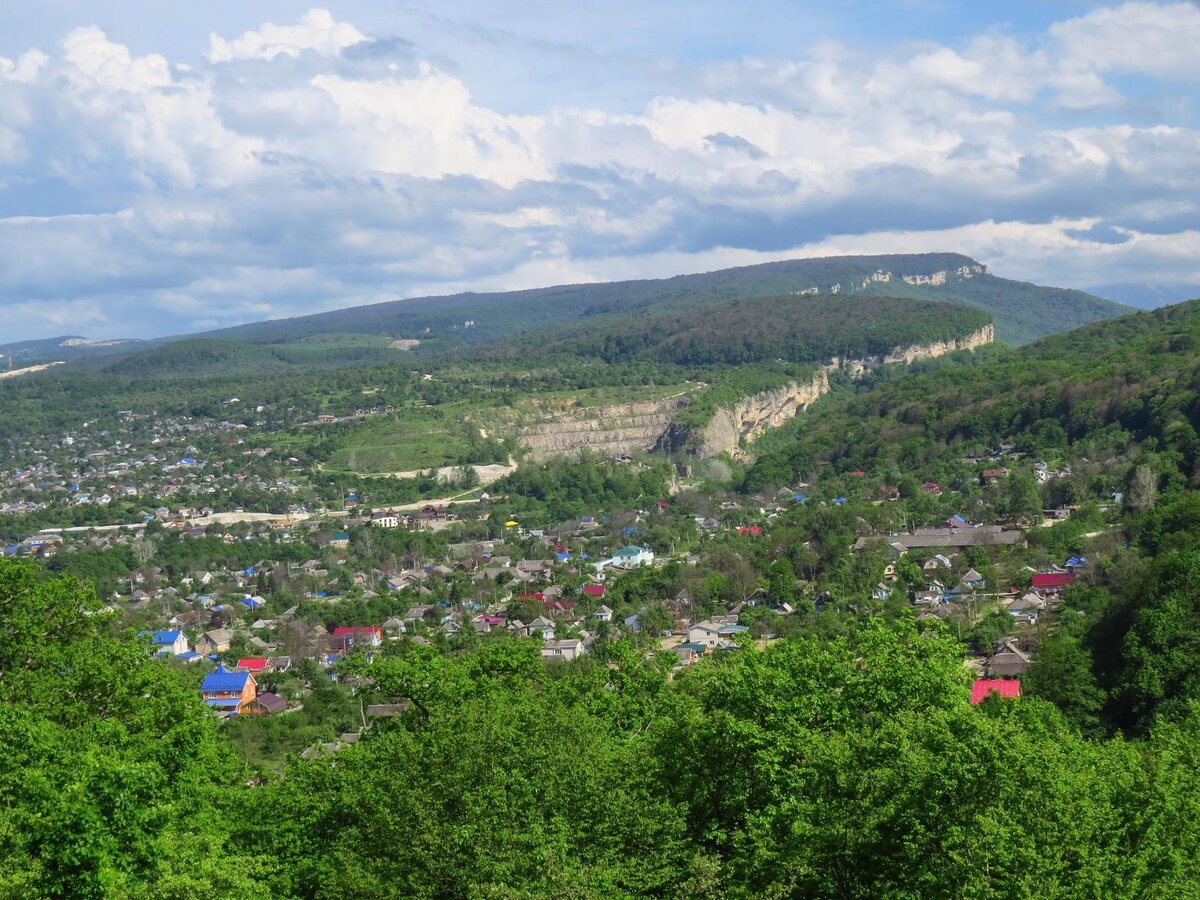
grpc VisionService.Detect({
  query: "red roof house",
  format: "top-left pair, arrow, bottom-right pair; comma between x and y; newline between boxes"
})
236,657 -> 269,673
970,678 -> 1021,704
582,584 -> 606,598
1031,572 -> 1075,590
331,625 -> 383,646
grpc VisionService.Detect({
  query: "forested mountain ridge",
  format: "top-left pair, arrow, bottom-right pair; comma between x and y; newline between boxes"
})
743,297 -> 1200,491
497,294 -> 993,366
171,252 -> 1126,349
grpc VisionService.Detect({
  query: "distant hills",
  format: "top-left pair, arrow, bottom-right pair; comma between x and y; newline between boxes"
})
187,252 -> 1129,349
1,253 -> 1130,378
0,335 -> 141,366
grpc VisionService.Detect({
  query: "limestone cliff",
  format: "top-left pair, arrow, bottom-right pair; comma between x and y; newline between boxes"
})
519,397 -> 690,462
882,324 -> 994,365
688,370 -> 830,460
517,324 -> 994,461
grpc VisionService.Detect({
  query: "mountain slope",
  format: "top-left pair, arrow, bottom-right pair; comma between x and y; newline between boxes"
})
501,294 -> 994,366
742,297 -> 1200,490
185,253 -> 1128,349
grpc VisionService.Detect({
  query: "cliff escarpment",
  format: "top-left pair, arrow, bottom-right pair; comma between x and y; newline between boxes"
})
518,326 -> 994,461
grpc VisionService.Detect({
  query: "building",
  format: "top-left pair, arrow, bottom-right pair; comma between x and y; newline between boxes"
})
541,639 -> 585,661
594,545 -> 654,572
195,628 -> 233,655
970,678 -> 1021,704
149,630 -> 189,656
200,664 -> 258,716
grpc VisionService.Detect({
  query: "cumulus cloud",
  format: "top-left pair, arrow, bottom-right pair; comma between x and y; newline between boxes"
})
0,4 -> 1198,340
207,8 -> 367,63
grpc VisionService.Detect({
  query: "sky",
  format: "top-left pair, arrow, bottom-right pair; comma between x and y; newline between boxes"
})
2,1 -> 1199,342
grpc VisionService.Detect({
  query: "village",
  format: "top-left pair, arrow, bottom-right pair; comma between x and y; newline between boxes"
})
0,424 -> 1107,758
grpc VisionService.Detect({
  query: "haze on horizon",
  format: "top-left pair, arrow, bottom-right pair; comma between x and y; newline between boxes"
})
2,0 -> 1199,343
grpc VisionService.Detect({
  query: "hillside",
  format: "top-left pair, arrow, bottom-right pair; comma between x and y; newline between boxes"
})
183,253 -> 1127,349
742,297 -> 1200,491
0,334 -> 142,366
502,294 -> 993,366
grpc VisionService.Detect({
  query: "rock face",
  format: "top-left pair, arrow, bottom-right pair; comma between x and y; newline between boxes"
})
881,324 -> 994,365
519,326 -> 994,461
520,397 -> 690,462
690,370 -> 830,460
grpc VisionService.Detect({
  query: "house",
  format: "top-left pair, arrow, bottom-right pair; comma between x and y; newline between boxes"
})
1031,572 -> 1075,591
195,628 -> 233,655
923,554 -> 953,573
961,568 -> 986,590
329,531 -> 350,549
582,584 -> 606,599
675,642 -> 709,665
236,657 -> 270,673
595,545 -> 654,572
687,620 -> 750,649
149,630 -> 189,656
200,664 -> 257,715
244,692 -> 287,715
921,481 -> 943,496
371,510 -> 400,529
1006,593 -> 1043,624
516,559 -> 553,579
541,639 -> 584,661
332,625 -> 383,647
986,639 -> 1031,678
593,604 -> 614,622
981,468 -> 1010,484
526,616 -> 556,640
382,616 -> 406,635
970,678 -> 1021,704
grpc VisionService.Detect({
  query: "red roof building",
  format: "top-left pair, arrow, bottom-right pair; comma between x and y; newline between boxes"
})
236,657 -> 269,672
582,584 -> 606,598
970,678 -> 1021,704
1031,572 -> 1075,590
331,625 -> 383,646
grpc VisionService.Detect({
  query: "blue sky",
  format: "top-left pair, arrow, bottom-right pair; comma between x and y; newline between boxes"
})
1,1 -> 1199,341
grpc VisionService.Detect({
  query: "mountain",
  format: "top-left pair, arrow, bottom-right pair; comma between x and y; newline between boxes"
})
182,253 -> 1128,349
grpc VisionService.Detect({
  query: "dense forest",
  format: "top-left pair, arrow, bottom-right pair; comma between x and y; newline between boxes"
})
507,295 -> 991,366
743,300 -> 1200,492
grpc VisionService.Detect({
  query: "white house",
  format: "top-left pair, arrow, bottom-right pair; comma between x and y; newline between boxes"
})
150,630 -> 189,656
541,639 -> 585,661
594,545 -> 655,572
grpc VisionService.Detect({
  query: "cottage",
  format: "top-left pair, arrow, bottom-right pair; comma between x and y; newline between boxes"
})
149,630 -> 189,656
195,628 -> 233,655
986,639 -> 1031,678
593,604 -> 614,622
961,568 -> 986,590
332,625 -> 383,647
970,678 -> 1021,704
541,639 -> 585,661
200,664 -> 257,716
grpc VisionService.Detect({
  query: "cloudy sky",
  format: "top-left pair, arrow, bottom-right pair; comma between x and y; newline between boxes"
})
2,1 -> 1199,341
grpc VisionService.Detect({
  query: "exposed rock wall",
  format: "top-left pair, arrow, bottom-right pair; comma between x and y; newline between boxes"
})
518,325 -> 994,461
882,324 -> 994,364
691,369 -> 830,459
520,397 -> 690,462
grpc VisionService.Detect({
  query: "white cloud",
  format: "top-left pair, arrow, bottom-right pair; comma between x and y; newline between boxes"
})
207,9 -> 367,63
0,5 -> 1198,340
